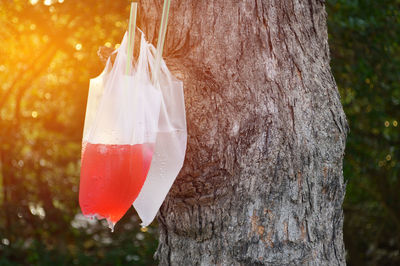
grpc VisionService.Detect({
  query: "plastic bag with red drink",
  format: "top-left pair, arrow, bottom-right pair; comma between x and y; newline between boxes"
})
79,31 -> 162,230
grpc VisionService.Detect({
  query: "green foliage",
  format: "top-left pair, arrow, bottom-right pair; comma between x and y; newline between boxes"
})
0,0 -> 157,265
327,0 -> 400,265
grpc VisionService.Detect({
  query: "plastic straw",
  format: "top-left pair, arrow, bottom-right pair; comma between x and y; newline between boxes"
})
152,0 -> 171,86
125,2 -> 138,75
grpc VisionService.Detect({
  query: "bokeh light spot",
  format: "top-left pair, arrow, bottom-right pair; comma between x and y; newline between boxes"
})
136,233 -> 144,240
75,43 -> 82,51
384,121 -> 390,127
32,111 -> 38,118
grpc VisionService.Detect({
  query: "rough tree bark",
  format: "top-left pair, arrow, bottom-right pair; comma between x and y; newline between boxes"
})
139,0 -> 348,265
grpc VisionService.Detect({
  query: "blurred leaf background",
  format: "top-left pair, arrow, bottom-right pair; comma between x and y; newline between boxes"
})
328,0 -> 400,265
0,0 -> 399,265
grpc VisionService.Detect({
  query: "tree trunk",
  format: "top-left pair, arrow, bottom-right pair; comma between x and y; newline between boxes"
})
139,0 -> 348,265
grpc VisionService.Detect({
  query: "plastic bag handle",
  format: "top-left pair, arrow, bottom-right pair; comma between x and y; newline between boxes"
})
136,32 -> 172,85
136,32 -> 151,78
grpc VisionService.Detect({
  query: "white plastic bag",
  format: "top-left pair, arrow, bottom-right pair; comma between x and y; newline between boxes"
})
133,35 -> 187,227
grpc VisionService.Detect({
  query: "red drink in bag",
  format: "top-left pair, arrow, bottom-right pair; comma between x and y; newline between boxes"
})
79,142 -> 154,229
